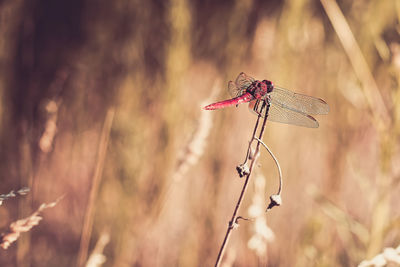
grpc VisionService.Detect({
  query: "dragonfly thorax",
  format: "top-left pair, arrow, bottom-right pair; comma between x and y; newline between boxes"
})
247,80 -> 273,100
262,80 -> 274,93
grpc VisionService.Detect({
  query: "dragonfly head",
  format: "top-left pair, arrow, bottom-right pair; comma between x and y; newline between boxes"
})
262,80 -> 274,93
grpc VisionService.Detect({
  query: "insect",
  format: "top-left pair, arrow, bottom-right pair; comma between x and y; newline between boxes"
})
203,72 -> 329,128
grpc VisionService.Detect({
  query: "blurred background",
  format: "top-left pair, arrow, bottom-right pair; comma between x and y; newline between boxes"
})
0,0 -> 399,266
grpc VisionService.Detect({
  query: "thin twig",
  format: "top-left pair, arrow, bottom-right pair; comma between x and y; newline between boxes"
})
253,137 -> 282,195
253,137 -> 282,211
215,102 -> 269,267
240,107 -> 262,166
236,101 -> 264,178
77,108 -> 115,267
320,0 -> 390,128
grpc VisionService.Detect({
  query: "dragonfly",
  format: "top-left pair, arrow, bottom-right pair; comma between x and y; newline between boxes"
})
203,72 -> 329,128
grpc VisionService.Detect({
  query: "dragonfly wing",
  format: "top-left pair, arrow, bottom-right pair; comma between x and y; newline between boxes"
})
270,86 -> 329,115
228,81 -> 243,98
267,102 -> 319,128
235,72 -> 255,91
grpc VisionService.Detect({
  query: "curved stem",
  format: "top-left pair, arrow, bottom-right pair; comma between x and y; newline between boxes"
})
253,136 -> 283,195
215,102 -> 269,267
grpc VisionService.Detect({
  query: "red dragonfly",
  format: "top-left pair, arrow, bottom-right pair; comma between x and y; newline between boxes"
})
204,72 -> 329,128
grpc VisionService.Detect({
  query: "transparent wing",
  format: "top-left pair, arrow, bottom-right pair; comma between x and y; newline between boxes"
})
235,72 -> 255,91
267,102 -> 319,128
228,81 -> 243,98
270,86 -> 329,115
249,99 -> 319,127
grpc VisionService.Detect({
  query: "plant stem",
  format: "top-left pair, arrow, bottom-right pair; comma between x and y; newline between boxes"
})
77,108 -> 115,267
254,137 -> 282,195
215,103 -> 269,267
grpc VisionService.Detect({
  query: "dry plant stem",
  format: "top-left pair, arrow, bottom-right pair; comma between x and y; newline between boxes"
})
77,108 -> 115,267
241,110 -> 262,166
321,0 -> 393,257
320,0 -> 390,127
215,103 -> 269,267
253,137 -> 282,195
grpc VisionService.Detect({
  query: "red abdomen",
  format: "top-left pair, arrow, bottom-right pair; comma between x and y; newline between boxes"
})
203,93 -> 254,110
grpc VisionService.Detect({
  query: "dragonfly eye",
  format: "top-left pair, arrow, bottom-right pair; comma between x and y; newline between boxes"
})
262,80 -> 270,85
262,80 -> 274,92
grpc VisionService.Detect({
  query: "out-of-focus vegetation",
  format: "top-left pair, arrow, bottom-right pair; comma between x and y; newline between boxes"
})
0,0 -> 399,266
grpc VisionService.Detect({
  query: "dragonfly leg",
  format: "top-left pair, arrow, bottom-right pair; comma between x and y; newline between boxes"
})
253,100 -> 267,116
253,100 -> 260,115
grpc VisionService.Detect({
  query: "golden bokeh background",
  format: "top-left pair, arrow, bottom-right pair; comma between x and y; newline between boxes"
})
0,0 -> 399,266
